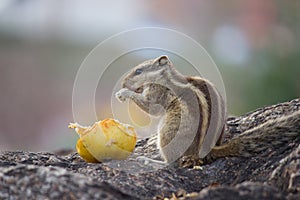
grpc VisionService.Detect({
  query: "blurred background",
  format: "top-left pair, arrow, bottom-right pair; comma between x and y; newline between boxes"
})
0,0 -> 299,151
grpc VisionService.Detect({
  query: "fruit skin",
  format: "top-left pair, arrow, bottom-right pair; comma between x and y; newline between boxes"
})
100,119 -> 137,153
76,138 -> 98,163
69,119 -> 137,163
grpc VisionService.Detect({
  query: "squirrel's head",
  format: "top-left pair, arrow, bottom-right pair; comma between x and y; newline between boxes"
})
122,55 -> 173,93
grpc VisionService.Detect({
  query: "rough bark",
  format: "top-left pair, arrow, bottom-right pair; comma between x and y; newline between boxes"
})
0,98 -> 299,200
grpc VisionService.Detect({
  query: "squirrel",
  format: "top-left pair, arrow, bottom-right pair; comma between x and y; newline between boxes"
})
116,55 -> 300,167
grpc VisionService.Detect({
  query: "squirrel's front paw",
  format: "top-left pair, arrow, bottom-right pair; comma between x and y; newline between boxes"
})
115,88 -> 132,102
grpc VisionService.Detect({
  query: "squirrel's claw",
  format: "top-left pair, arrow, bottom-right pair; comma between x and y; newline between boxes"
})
115,88 -> 130,102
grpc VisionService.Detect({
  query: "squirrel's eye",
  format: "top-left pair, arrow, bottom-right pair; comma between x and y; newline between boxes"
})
135,69 -> 143,75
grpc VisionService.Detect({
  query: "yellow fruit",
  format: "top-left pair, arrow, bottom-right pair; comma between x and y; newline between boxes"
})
68,119 -> 137,162
76,138 -> 98,163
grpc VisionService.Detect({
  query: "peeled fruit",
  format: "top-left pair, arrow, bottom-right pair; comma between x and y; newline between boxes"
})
76,138 -> 98,163
68,119 -> 137,162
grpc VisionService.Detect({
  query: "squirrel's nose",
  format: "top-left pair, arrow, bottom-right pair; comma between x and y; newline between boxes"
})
122,79 -> 132,89
122,82 -> 127,88
121,78 -> 126,88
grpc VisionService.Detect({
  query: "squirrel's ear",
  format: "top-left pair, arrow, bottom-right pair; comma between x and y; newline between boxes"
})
156,55 -> 169,66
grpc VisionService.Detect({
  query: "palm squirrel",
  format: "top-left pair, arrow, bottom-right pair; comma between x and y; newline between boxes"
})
116,55 -> 300,167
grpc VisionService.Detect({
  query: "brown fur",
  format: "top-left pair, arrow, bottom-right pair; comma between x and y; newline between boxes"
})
116,56 -> 300,166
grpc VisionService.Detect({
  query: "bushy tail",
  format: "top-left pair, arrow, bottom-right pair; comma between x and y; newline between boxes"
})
206,110 -> 300,162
